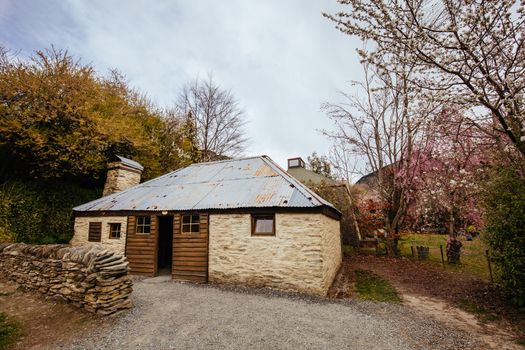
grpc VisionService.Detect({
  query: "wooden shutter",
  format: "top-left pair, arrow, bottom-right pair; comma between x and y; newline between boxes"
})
88,222 -> 102,242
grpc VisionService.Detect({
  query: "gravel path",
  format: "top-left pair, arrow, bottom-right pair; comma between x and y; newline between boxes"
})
63,278 -> 480,350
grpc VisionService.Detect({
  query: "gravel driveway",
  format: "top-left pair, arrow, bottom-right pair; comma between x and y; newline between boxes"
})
64,276 -> 479,350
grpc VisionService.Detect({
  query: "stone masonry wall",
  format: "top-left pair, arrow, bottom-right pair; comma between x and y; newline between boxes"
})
103,163 -> 141,196
320,214 -> 343,291
0,243 -> 133,315
70,216 -> 127,255
208,213 -> 341,295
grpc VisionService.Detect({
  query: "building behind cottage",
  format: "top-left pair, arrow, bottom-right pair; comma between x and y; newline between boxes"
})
71,156 -> 342,295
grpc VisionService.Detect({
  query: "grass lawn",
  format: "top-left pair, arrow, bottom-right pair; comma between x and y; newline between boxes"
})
0,312 -> 21,350
397,233 -> 490,280
354,269 -> 402,303
348,233 -> 491,280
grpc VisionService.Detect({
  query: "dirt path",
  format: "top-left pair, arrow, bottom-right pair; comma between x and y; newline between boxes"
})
402,293 -> 521,350
329,255 -> 525,350
0,280 -> 102,350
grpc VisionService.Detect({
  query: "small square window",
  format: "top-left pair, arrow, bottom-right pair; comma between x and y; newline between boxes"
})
181,214 -> 200,233
251,214 -> 275,236
109,223 -> 121,239
136,216 -> 151,234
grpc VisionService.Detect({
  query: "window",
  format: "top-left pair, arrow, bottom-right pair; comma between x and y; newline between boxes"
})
251,214 -> 275,236
88,222 -> 102,242
181,214 -> 200,233
109,223 -> 121,239
136,216 -> 151,234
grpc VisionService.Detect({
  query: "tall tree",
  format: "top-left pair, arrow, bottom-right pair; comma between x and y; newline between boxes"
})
410,109 -> 490,238
307,152 -> 333,178
160,109 -> 201,170
0,46 -> 166,183
323,59 -> 435,256
177,74 -> 248,161
324,0 -> 525,157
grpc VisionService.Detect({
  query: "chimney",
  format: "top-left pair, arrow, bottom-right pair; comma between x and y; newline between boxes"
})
102,156 -> 144,196
287,157 -> 305,170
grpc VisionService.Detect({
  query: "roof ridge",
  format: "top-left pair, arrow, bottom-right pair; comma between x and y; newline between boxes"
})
187,155 -> 263,167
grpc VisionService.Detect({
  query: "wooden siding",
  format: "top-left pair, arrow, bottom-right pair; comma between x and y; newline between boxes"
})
125,215 -> 158,276
172,213 -> 209,282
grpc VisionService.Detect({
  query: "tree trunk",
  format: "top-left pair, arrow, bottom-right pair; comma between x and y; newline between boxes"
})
385,226 -> 399,257
448,209 -> 456,238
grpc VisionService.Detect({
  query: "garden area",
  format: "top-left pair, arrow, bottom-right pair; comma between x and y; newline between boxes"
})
345,232 -> 491,280
329,253 -> 525,348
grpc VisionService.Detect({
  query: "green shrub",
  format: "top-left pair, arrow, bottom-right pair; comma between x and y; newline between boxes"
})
483,167 -> 525,306
0,312 -> 21,349
0,180 -> 101,244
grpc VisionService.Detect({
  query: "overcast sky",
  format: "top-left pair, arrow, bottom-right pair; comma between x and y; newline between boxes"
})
0,0 -> 363,169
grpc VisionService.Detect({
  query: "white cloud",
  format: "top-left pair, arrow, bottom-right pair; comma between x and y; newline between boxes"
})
0,0 -> 363,168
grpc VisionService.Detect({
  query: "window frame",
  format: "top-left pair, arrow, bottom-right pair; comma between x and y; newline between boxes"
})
136,216 -> 151,235
181,213 -> 200,234
109,222 -> 121,239
251,214 -> 276,236
88,222 -> 102,242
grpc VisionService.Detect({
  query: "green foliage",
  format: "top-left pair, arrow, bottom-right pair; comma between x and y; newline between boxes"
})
483,167 -> 525,306
0,46 -> 197,244
0,180 -> 101,244
0,47 -> 169,183
458,299 -> 501,324
354,269 -> 401,303
0,312 -> 21,350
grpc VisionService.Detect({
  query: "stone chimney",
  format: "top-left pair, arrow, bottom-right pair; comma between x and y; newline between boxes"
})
102,156 -> 144,196
287,157 -> 305,170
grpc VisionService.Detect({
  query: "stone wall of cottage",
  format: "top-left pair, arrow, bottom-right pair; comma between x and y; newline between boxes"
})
0,243 -> 133,315
103,163 -> 141,196
208,213 -> 341,295
319,214 -> 343,291
70,216 -> 128,255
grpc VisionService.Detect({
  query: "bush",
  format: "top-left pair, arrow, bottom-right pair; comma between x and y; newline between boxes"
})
0,181 -> 101,244
483,167 -> 525,306
0,312 -> 21,350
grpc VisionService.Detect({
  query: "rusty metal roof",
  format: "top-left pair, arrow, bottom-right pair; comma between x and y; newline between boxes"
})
73,156 -> 339,214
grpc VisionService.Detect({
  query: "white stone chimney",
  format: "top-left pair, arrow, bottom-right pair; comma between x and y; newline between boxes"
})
102,156 -> 144,196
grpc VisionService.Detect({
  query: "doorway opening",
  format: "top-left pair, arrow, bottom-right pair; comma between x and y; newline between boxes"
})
157,215 -> 173,275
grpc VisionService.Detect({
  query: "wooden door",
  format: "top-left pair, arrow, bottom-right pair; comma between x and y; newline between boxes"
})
125,215 -> 158,276
172,213 -> 209,282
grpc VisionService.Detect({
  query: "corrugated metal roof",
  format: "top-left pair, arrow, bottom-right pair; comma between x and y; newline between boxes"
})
74,156 -> 339,213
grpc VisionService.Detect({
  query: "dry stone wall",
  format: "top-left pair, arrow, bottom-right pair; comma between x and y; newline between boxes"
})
0,243 -> 133,315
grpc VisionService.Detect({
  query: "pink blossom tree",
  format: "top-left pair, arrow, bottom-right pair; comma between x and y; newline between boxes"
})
409,109 -> 491,240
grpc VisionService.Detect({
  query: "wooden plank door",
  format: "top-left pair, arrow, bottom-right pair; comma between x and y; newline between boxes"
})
172,213 -> 209,282
125,215 -> 158,276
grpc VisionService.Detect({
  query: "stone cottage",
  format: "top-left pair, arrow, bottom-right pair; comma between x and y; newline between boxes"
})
71,155 -> 342,295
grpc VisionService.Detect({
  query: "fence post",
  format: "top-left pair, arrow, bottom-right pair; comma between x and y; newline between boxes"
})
485,249 -> 494,283
439,244 -> 445,268
411,246 -> 415,259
